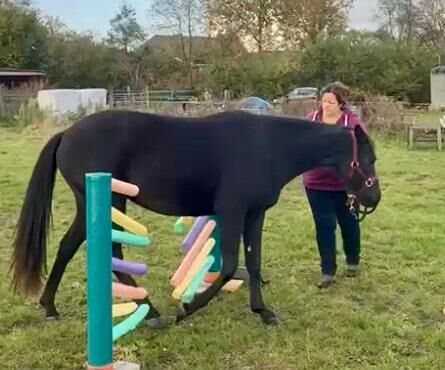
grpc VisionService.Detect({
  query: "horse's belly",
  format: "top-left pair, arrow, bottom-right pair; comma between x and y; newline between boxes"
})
132,174 -> 217,216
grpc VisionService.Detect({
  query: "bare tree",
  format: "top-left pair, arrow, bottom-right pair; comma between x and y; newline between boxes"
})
150,0 -> 205,86
376,0 -> 420,43
416,0 -> 445,51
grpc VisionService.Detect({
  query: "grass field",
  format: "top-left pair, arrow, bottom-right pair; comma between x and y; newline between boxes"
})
1,124 -> 445,369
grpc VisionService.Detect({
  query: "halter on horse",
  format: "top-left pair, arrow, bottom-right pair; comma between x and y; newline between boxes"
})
345,129 -> 379,221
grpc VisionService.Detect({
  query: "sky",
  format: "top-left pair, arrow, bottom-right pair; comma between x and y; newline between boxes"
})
34,0 -> 381,40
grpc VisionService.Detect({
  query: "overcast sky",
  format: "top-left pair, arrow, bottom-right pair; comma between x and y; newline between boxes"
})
34,0 -> 381,38
349,0 -> 380,30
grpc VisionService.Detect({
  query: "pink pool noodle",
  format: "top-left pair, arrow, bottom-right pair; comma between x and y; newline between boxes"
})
112,282 -> 147,300
111,178 -> 139,197
170,220 -> 216,287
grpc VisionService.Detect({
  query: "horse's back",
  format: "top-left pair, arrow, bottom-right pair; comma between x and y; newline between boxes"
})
55,109 -> 311,217
54,110 -> 260,197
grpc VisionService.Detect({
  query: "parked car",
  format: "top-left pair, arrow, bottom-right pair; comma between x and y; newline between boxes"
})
273,86 -> 318,104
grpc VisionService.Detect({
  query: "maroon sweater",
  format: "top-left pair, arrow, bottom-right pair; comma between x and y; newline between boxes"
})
303,108 -> 364,191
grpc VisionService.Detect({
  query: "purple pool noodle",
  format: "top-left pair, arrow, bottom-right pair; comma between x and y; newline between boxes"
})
182,216 -> 209,253
112,257 -> 147,275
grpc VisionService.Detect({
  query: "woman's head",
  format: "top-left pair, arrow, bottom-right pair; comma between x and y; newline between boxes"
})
320,81 -> 350,117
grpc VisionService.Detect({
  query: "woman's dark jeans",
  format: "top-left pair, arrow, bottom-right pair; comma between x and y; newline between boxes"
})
306,188 -> 360,276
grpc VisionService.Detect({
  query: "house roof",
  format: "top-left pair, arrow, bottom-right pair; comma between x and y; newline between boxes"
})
0,68 -> 47,77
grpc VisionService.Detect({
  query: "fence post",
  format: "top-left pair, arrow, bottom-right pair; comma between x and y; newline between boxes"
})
224,89 -> 231,110
0,86 -> 4,116
408,116 -> 416,150
145,86 -> 150,110
108,87 -> 114,109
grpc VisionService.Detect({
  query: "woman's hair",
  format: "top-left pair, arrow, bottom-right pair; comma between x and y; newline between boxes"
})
320,81 -> 350,108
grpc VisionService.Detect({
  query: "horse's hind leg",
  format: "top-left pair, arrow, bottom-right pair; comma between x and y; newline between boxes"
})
243,208 -> 277,325
39,190 -> 85,319
111,196 -> 164,329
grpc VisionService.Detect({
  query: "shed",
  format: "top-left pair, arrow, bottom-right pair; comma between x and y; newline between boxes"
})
0,68 -> 47,89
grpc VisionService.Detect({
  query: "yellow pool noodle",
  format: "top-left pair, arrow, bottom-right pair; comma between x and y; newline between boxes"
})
112,302 -> 138,318
181,216 -> 194,226
171,238 -> 215,300
111,207 -> 148,236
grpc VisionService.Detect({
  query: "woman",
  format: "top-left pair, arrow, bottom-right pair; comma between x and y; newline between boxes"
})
303,82 -> 365,288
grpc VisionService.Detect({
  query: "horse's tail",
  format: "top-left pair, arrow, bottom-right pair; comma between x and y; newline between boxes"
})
9,131 -> 65,296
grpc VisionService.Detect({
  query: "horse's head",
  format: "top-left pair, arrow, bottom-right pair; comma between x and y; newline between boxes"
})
339,125 -> 381,216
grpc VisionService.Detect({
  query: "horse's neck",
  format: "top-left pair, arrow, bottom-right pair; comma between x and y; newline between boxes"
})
272,121 -> 351,186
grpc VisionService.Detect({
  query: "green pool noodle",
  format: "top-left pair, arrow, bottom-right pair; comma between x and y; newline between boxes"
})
181,255 -> 215,304
112,229 -> 150,247
208,215 -> 221,272
113,304 -> 150,342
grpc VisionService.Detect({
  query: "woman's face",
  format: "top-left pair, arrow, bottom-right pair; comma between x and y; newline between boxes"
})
321,92 -> 342,117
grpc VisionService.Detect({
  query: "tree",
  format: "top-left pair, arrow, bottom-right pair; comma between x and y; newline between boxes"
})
293,32 -> 435,102
42,15 -> 69,36
150,0 -> 206,86
46,29 -> 122,88
0,3 -> 49,69
205,52 -> 295,98
107,2 -> 145,54
106,3 -> 148,88
416,0 -> 445,52
376,0 -> 420,43
0,0 -> 32,7
277,0 -> 354,47
206,0 -> 278,52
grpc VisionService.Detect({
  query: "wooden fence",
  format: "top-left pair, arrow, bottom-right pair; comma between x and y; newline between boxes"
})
0,85 -> 38,117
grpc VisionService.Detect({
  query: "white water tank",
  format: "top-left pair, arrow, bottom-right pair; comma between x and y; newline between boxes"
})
37,88 -> 107,115
431,66 -> 445,110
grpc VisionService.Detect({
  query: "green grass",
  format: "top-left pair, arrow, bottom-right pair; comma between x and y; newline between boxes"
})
1,126 -> 445,369
412,111 -> 444,126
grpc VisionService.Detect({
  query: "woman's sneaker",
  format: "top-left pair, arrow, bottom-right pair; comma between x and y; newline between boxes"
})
345,264 -> 360,277
317,274 -> 335,288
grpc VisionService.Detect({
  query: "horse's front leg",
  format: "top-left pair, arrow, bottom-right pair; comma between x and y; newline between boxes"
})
243,208 -> 278,325
176,208 -> 245,322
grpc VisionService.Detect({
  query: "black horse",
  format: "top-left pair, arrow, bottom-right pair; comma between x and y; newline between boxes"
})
9,109 -> 380,326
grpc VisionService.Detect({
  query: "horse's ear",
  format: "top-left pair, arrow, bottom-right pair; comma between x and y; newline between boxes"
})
354,124 -> 368,144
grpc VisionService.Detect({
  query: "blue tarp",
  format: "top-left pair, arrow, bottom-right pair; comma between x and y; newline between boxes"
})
236,96 -> 274,114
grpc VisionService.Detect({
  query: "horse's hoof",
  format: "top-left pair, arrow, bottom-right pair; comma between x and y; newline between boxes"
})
146,316 -> 166,329
45,314 -> 60,321
175,303 -> 188,323
261,311 -> 278,326
256,308 -> 278,326
262,314 -> 279,326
